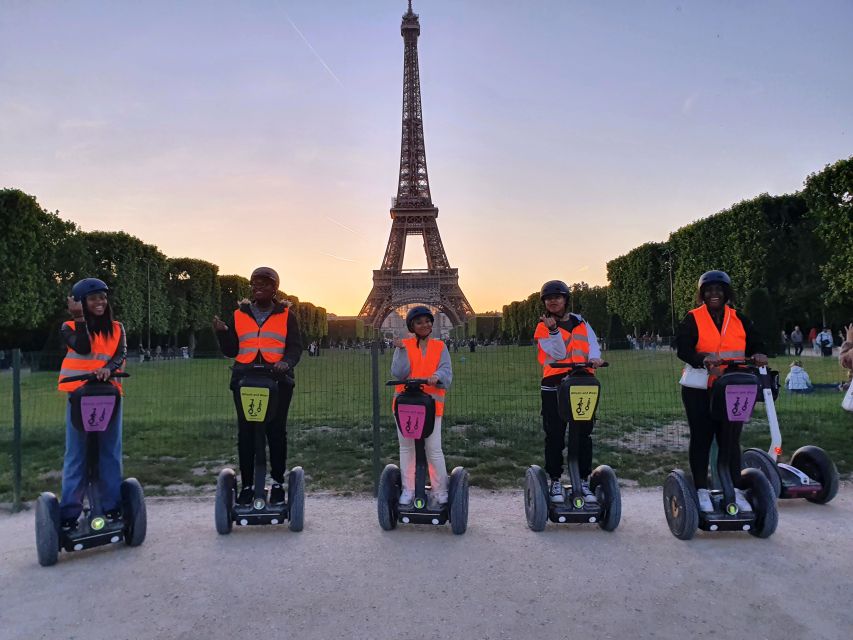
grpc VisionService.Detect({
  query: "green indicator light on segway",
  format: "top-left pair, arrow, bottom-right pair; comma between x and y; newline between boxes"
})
91,517 -> 105,531
727,504 -> 738,515
574,497 -> 584,509
415,498 -> 425,509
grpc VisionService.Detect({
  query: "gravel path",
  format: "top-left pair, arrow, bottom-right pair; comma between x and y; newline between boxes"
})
1,487 -> 851,640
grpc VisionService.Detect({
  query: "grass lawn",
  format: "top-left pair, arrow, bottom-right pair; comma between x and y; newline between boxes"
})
2,346 -> 850,501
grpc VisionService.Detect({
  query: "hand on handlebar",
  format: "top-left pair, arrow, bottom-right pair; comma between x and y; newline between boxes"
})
93,367 -> 111,382
752,353 -> 769,367
589,358 -> 605,368
426,375 -> 439,386
273,361 -> 290,373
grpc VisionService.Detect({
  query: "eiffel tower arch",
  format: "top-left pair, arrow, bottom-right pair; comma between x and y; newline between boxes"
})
359,1 -> 474,330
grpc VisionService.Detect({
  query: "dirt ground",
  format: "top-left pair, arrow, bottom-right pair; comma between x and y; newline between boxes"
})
1,487 -> 851,640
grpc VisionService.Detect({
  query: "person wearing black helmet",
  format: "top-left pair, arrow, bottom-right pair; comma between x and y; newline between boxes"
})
57,278 -> 127,530
213,267 -> 303,505
534,280 -> 604,504
391,305 -> 453,508
676,270 -> 767,514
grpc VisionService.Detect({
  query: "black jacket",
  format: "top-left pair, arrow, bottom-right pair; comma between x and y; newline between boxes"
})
216,302 -> 303,385
676,307 -> 764,369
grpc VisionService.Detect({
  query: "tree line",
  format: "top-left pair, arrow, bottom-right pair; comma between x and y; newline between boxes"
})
499,157 -> 852,353
0,189 -> 328,353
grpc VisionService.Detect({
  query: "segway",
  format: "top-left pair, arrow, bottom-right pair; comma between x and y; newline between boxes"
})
377,378 -> 469,535
663,359 -> 778,540
741,366 -> 839,504
36,372 -> 146,567
215,364 -> 304,534
524,362 -> 621,532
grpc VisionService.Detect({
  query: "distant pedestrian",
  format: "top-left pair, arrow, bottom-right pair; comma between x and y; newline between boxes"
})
791,325 -> 804,356
817,327 -> 834,357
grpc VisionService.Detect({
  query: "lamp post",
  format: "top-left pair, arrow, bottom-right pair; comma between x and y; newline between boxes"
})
663,246 -> 675,336
146,260 -> 151,350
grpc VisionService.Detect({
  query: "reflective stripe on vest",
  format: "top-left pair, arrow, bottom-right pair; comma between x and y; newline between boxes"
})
57,321 -> 123,392
689,304 -> 746,387
233,308 -> 289,364
394,338 -> 447,417
535,321 -> 592,378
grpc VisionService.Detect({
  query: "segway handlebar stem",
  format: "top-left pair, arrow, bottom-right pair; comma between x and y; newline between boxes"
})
58,371 -> 130,384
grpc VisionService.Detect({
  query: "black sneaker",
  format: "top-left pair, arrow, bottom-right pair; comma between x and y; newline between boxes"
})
269,483 -> 286,504
237,487 -> 254,505
105,509 -> 122,522
61,517 -> 79,532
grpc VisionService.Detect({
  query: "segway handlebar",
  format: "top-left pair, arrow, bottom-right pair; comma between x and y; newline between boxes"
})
549,361 -> 609,369
385,378 -> 431,387
231,362 -> 295,386
59,371 -> 130,384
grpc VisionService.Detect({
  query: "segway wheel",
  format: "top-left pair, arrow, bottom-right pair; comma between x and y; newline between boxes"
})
287,466 -> 305,532
590,464 -> 621,532
524,466 -> 548,532
449,467 -> 469,535
790,445 -> 839,504
742,448 -> 782,498
121,478 -> 147,547
377,464 -> 400,531
35,492 -> 60,567
215,468 -> 236,535
662,470 -> 698,540
741,468 -> 778,538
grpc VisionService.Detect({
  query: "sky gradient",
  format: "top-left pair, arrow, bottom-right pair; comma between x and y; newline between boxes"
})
2,1 -> 851,315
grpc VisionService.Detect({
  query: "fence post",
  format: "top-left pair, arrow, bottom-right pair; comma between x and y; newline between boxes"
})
371,339 -> 381,497
12,349 -> 23,512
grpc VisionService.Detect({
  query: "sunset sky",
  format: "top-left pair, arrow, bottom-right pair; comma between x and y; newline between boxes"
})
2,1 -> 851,315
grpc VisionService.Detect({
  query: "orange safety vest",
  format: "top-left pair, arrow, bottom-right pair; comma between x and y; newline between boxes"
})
234,308 -> 289,364
57,321 -> 123,392
689,304 -> 746,387
394,338 -> 447,416
534,320 -> 592,378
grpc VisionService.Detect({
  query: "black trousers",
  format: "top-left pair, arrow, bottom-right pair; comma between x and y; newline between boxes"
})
232,381 -> 293,487
541,389 -> 594,480
793,343 -> 803,356
681,386 -> 743,490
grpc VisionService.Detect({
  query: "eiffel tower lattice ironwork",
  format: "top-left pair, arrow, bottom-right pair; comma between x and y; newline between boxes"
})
359,0 -> 474,328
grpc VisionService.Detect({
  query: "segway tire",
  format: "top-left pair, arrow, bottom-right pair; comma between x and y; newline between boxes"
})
742,448 -> 782,498
741,468 -> 778,538
215,468 -> 236,535
449,467 -> 469,535
377,464 -> 400,531
524,466 -> 548,532
590,464 -> 621,532
121,478 -> 147,547
35,492 -> 60,567
287,466 -> 305,532
790,445 -> 839,504
662,470 -> 698,540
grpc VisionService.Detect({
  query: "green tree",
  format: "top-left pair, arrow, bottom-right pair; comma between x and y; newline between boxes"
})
742,288 -> 779,356
218,274 -> 250,321
167,258 -> 221,354
803,157 -> 853,306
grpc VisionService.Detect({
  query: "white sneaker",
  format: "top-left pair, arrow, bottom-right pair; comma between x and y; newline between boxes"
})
697,488 -> 714,513
549,480 -> 565,503
734,488 -> 753,513
428,493 -> 448,510
398,489 -> 414,507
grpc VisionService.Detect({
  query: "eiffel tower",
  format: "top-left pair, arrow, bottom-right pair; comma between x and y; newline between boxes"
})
359,0 -> 474,329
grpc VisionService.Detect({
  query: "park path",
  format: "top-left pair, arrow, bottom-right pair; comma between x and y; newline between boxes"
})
1,487 -> 851,640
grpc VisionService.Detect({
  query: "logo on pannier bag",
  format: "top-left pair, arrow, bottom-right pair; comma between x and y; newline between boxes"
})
398,404 -> 426,439
568,386 -> 599,421
240,387 -> 270,422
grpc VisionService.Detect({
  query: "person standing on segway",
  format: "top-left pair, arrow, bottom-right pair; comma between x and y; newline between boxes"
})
391,306 -> 453,510
676,270 -> 767,514
534,280 -> 604,504
57,278 -> 127,531
213,267 -> 302,506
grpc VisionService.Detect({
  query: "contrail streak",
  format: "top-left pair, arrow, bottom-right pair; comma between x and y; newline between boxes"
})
319,251 -> 356,263
325,216 -> 364,236
285,13 -> 344,88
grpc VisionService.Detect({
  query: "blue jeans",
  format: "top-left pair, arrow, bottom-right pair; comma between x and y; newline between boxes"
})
59,399 -> 123,520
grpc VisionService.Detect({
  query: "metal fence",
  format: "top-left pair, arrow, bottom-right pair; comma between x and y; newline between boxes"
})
2,343 -> 850,507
